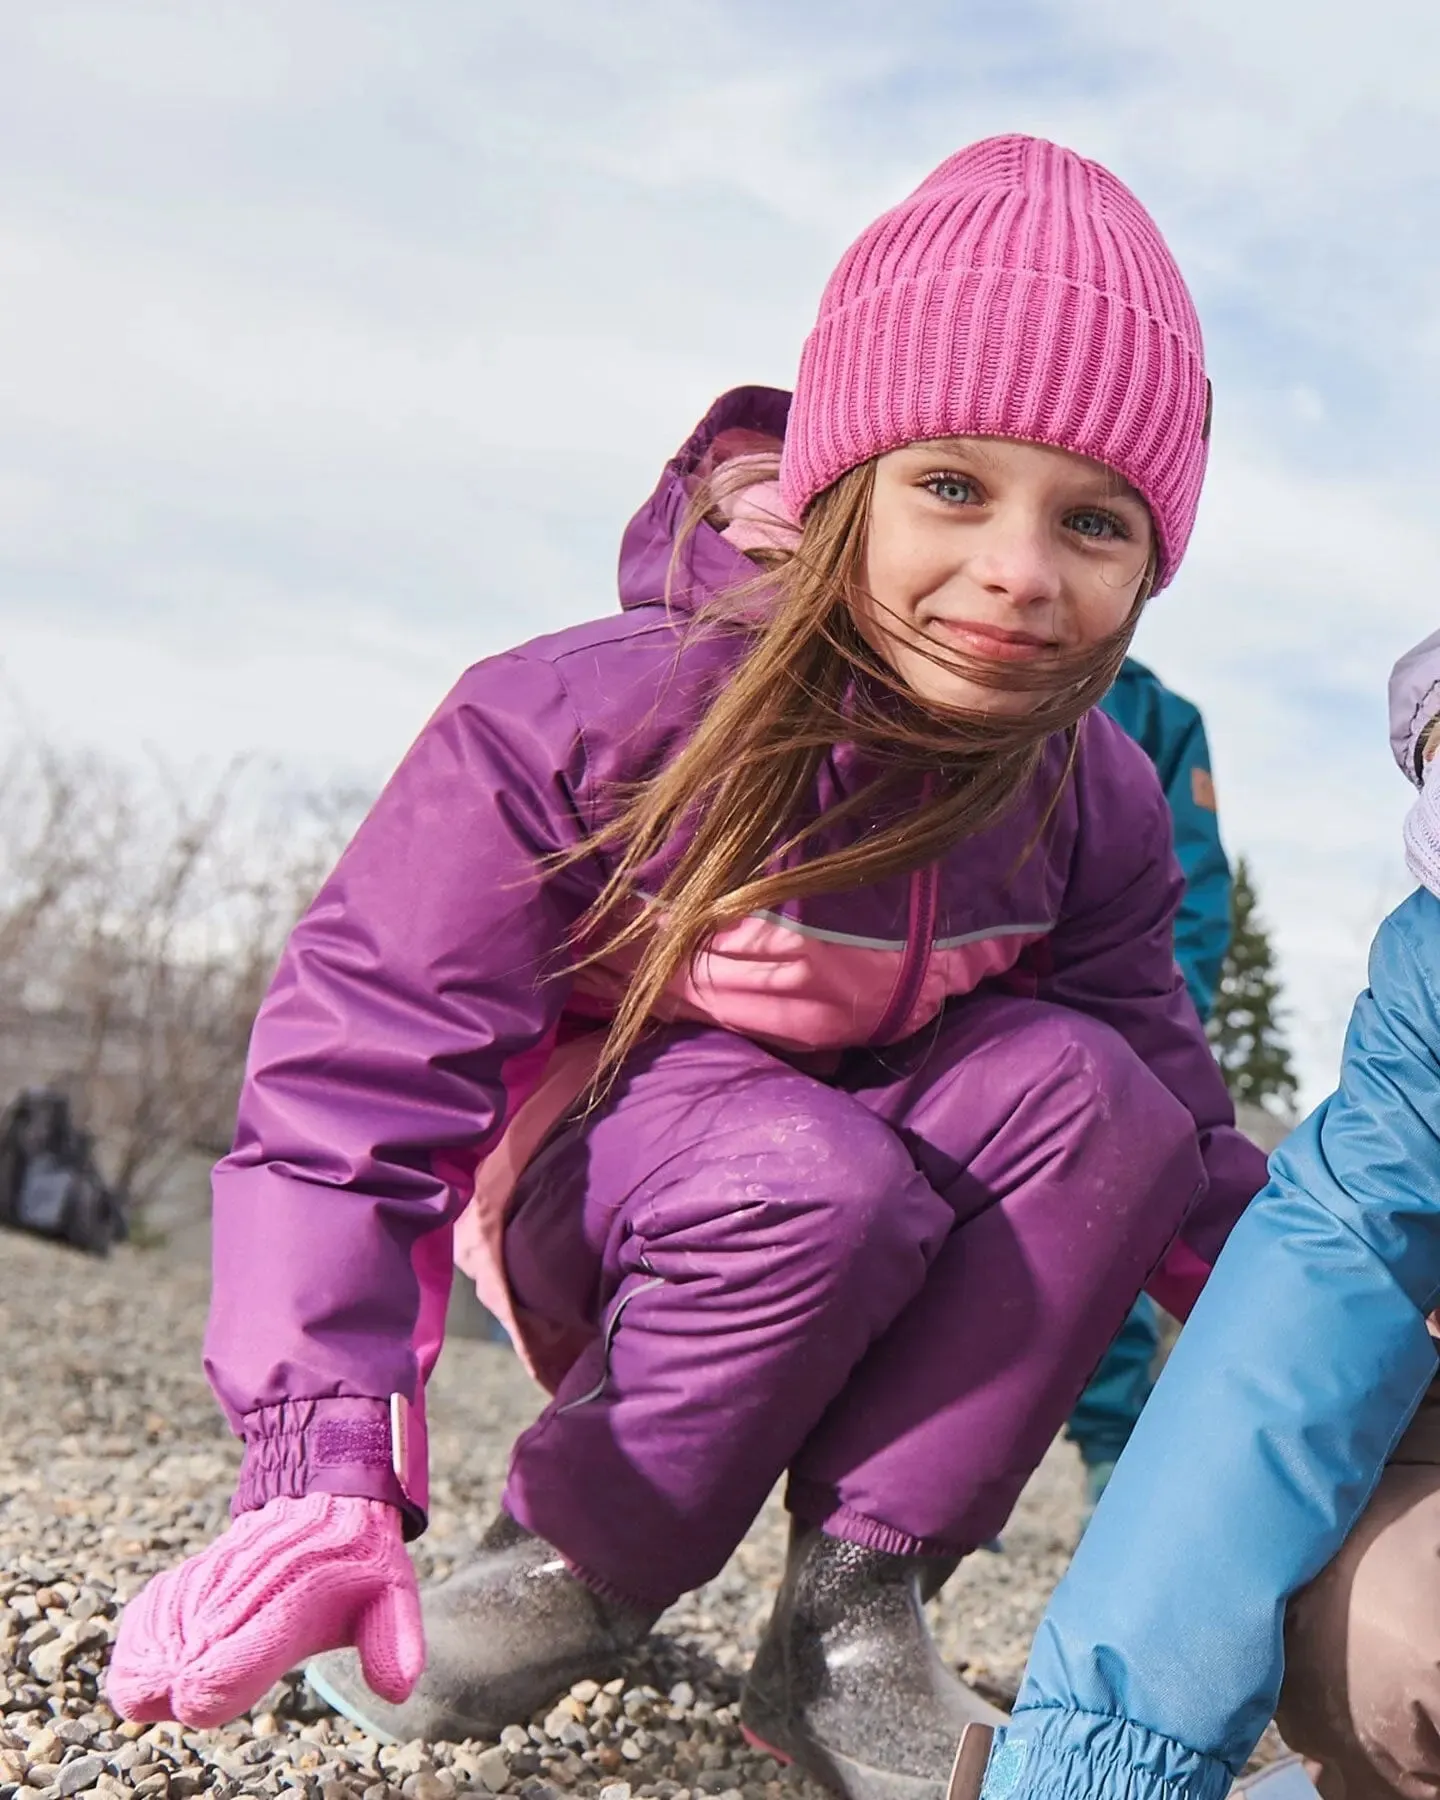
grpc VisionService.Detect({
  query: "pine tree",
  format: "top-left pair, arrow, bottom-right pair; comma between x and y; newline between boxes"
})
1207,856 -> 1298,1117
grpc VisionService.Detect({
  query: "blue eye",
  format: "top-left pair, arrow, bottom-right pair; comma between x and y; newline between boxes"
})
925,474 -> 978,505
1068,508 -> 1128,541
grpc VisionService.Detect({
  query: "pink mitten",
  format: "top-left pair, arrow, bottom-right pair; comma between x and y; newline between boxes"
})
106,1494 -> 424,1728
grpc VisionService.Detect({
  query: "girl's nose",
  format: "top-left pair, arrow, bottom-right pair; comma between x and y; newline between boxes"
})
967,515 -> 1064,608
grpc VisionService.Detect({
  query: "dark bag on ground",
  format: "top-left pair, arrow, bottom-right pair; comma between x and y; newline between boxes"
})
0,1088 -> 128,1256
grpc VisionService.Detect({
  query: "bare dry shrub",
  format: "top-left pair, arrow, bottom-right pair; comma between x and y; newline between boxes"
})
0,728 -> 367,1230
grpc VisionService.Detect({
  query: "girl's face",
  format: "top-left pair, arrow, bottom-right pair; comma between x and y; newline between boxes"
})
859,436 -> 1155,713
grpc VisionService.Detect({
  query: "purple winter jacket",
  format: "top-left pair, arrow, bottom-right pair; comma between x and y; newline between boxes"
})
204,387 -> 1265,1539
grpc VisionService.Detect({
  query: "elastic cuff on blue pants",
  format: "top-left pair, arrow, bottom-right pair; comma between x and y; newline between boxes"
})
981,1709 -> 1233,1800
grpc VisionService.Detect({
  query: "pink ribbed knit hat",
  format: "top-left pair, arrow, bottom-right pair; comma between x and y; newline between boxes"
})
778,135 -> 1210,590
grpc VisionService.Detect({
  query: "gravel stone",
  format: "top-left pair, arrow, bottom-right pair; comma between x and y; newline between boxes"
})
57,1756 -> 108,1796
400,1775 -> 451,1800
473,1746 -> 511,1792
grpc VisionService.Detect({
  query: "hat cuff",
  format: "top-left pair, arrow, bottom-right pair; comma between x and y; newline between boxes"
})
777,268 -> 1208,590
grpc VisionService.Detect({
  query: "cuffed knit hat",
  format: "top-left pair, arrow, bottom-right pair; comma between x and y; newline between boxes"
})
778,135 -> 1210,590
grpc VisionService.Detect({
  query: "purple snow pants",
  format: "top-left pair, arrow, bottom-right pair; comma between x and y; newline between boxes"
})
500,996 -> 1204,1611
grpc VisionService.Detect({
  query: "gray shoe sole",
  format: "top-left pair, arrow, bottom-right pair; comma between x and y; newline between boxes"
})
302,1658 -> 403,1746
740,1688 -> 958,1800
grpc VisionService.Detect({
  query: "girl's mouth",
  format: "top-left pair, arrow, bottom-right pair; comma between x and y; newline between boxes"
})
929,618 -> 1059,662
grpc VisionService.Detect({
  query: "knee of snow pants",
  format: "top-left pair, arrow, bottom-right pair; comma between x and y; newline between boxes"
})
788,998 -> 1205,1555
500,1024 -> 954,1609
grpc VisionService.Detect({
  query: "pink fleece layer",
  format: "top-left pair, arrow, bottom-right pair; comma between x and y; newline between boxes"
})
106,1495 -> 422,1729
1146,1238 -> 1212,1321
453,912 -> 1049,1387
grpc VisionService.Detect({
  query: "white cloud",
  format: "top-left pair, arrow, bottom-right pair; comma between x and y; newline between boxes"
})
22,1 -> 407,104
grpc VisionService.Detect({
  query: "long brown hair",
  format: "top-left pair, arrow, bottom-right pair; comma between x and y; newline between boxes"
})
566,451 -> 1151,1087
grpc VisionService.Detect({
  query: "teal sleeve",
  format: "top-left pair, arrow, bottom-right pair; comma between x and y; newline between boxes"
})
1098,669 -> 1231,1020
1158,710 -> 1230,1020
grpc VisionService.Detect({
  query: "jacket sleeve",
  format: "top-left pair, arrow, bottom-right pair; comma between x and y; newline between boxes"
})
203,651 -> 597,1538
1035,729 -> 1267,1314
1152,705 -> 1232,1022
984,892 -> 1440,1800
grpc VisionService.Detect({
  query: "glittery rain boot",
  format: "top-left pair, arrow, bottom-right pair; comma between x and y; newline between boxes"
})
304,1512 -> 659,1744
740,1523 -> 1006,1800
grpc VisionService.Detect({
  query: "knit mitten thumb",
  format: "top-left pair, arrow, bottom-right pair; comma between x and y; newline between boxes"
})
105,1494 -> 423,1728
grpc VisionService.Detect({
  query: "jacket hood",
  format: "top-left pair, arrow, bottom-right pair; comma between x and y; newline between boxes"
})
617,386 -> 792,615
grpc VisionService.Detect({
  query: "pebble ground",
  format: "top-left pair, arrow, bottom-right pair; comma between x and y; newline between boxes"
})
1,1230 -> 1282,1799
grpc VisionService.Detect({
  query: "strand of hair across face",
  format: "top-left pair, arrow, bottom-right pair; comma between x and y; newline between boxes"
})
556,458 -> 1144,1090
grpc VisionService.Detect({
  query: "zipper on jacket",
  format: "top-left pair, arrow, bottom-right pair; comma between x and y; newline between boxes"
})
869,861 -> 939,1045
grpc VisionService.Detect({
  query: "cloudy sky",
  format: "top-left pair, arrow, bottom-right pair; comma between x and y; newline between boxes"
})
2,0 -> 1437,1106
